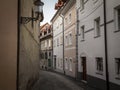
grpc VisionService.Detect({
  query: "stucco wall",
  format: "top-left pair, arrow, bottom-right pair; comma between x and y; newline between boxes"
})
0,0 -> 17,90
19,0 -> 40,90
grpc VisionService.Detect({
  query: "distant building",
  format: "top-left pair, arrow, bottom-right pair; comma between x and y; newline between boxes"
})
39,23 -> 53,70
51,11 -> 64,73
61,0 -> 77,78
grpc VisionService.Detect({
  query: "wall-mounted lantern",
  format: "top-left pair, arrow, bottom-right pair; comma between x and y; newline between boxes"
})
21,0 -> 44,24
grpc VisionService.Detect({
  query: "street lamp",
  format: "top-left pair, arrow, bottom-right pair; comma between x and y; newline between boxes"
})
21,0 -> 44,24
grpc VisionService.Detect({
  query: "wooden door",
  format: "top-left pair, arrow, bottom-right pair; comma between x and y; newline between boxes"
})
82,57 -> 87,81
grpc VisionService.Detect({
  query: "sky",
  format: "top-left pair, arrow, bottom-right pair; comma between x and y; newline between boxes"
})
41,0 -> 58,25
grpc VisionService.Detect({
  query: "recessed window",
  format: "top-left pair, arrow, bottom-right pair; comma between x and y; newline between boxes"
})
81,26 -> 85,41
69,58 -> 72,71
69,33 -> 72,45
65,18 -> 68,25
69,13 -> 72,23
65,58 -> 68,69
96,57 -> 103,74
115,6 -> 120,31
65,35 -> 68,46
94,17 -> 100,37
45,52 -> 47,59
115,58 -> 120,77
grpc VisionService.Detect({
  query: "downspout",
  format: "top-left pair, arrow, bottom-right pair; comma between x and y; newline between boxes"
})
52,24 -> 54,70
103,0 -> 110,90
76,9 -> 79,79
60,14 -> 65,75
17,0 -> 20,90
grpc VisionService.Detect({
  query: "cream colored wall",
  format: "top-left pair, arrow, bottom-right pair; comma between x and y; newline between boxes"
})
64,3 -> 76,77
0,0 -> 17,90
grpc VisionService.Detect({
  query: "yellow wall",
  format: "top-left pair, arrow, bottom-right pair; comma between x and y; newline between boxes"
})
0,0 -> 17,90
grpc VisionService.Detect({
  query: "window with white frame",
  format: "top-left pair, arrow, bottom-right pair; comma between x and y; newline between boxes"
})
69,33 -> 72,45
65,58 -> 68,69
115,6 -> 120,31
94,17 -> 100,37
49,39 -> 51,47
115,58 -> 120,77
65,18 -> 68,25
65,35 -> 68,46
80,0 -> 84,11
81,26 -> 85,41
60,59 -> 63,68
96,57 -> 103,73
69,58 -> 72,71
45,40 -> 47,48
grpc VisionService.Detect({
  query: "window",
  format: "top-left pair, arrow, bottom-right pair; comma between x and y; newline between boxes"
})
65,35 -> 68,46
115,58 -> 120,77
69,59 -> 72,71
96,57 -> 103,74
45,40 -> 47,48
115,7 -> 120,31
49,39 -> 51,47
65,58 -> 68,69
69,33 -> 72,45
45,52 -> 47,59
65,18 -> 68,25
40,53 -> 44,59
81,26 -> 85,41
80,0 -> 84,11
94,17 -> 100,37
60,59 -> 63,68
49,52 -> 51,57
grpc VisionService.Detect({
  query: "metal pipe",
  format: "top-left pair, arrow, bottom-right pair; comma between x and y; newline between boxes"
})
59,14 -> 65,75
103,0 -> 110,90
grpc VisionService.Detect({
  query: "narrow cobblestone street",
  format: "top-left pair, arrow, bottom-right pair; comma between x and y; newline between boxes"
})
32,70 -> 84,90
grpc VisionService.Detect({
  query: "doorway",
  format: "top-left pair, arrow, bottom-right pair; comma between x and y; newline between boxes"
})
54,55 -> 56,69
81,57 -> 87,81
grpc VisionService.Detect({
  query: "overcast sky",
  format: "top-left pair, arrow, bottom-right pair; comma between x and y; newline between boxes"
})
41,0 -> 57,25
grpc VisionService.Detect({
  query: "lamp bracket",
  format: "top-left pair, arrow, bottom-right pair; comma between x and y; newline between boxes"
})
21,17 -> 36,24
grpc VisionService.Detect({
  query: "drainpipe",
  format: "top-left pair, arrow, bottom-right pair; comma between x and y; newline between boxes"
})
59,14 -> 65,75
17,0 -> 21,90
103,0 -> 110,90
75,9 -> 79,79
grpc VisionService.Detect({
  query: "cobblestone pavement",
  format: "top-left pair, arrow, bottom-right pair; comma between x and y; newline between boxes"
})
32,70 -> 84,90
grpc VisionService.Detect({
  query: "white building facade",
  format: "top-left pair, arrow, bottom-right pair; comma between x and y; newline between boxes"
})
51,12 -> 64,73
76,0 -> 120,90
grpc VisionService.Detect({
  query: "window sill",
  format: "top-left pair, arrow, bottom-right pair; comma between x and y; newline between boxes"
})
81,39 -> 85,42
94,35 -> 101,38
114,30 -> 120,33
96,72 -> 103,75
115,77 -> 120,80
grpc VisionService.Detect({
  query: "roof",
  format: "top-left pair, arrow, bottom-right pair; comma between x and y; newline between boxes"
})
40,23 -> 51,32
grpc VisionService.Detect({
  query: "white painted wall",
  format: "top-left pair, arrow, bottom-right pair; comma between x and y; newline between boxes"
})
106,0 -> 120,85
77,0 -> 106,80
53,16 -> 64,71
